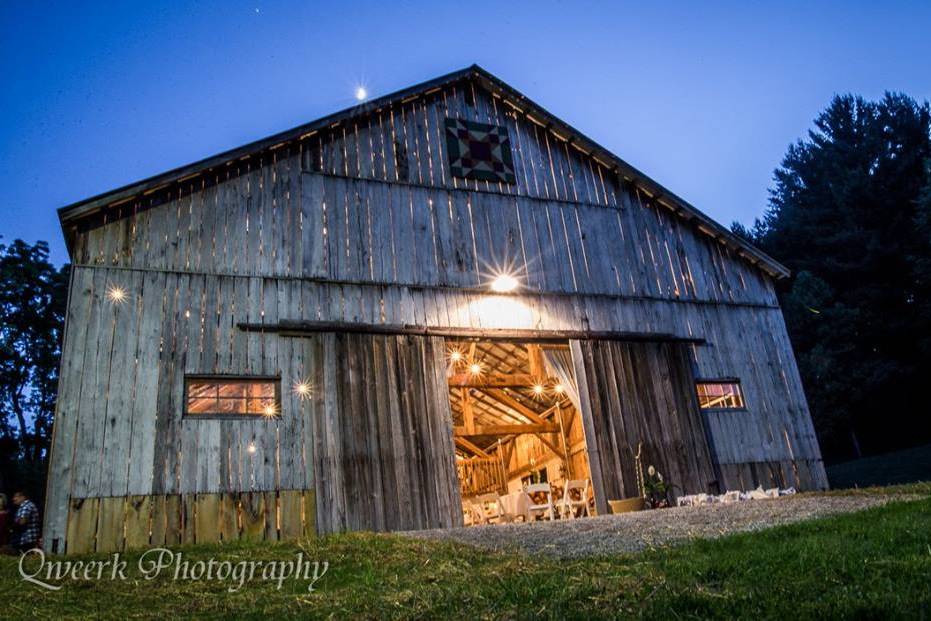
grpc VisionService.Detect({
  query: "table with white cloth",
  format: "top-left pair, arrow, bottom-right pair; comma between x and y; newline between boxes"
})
498,491 -> 532,522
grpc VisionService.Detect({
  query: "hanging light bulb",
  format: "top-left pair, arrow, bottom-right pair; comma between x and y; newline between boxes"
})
247,442 -> 257,455
469,362 -> 482,376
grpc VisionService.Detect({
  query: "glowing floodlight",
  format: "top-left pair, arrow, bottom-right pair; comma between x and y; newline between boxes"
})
490,273 -> 519,293
355,86 -> 367,101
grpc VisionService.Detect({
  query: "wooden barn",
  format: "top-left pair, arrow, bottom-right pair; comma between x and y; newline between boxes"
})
44,65 -> 827,554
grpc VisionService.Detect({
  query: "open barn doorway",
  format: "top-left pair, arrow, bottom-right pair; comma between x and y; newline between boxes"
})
445,339 -> 596,524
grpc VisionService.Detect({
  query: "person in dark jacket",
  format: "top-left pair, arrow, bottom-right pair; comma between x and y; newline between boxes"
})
11,491 -> 40,553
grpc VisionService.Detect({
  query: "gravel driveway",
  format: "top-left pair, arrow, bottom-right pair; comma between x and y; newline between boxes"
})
406,494 -> 908,558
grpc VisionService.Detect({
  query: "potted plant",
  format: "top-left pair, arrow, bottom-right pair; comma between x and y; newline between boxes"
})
643,465 -> 670,509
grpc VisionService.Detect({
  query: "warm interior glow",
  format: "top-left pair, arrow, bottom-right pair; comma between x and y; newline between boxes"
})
490,273 -> 519,293
696,381 -> 745,409
463,296 -> 534,329
186,379 -> 276,416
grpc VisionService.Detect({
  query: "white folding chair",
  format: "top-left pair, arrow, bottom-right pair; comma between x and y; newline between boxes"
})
463,499 -> 481,526
525,483 -> 556,521
558,479 -> 591,519
471,493 -> 508,524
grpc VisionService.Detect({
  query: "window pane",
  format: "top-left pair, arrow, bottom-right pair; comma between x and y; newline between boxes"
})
218,383 -> 248,399
250,383 -> 275,399
696,382 -> 744,410
217,398 -> 247,414
187,397 -> 217,414
188,382 -> 216,399
186,378 -> 278,416
248,398 -> 277,415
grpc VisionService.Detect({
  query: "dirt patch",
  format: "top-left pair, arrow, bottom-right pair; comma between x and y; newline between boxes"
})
406,494 -> 910,558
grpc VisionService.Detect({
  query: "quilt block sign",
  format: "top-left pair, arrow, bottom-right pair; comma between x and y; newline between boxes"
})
445,117 -> 517,184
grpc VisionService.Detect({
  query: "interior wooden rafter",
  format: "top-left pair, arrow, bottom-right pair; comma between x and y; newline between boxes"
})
447,340 -> 570,455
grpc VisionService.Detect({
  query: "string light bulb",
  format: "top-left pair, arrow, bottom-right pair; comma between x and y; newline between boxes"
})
449,350 -> 463,363
293,380 -> 312,400
469,362 -> 482,376
107,285 -> 127,304
355,86 -> 367,101
247,442 -> 257,455
554,383 -> 565,394
533,384 -> 545,396
262,403 -> 278,418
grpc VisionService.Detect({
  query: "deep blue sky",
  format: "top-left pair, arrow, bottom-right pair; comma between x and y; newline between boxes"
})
2,1 -> 929,266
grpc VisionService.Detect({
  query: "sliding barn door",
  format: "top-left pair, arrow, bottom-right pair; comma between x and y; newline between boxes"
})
310,332 -> 461,534
571,340 -> 717,514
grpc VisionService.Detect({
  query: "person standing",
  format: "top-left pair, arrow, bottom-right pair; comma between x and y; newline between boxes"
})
11,491 -> 40,553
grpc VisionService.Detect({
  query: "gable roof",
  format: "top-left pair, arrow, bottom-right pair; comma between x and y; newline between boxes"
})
57,64 -> 788,279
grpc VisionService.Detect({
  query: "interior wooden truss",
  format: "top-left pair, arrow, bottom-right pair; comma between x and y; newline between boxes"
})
447,340 -> 572,456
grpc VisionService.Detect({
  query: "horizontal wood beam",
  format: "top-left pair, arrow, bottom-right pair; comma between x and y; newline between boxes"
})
239,320 -> 706,344
454,423 -> 559,436
448,373 -> 536,388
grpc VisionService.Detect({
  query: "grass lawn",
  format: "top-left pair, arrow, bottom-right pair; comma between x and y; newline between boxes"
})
1,486 -> 929,620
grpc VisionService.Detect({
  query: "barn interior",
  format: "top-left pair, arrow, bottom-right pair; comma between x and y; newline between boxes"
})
446,339 -> 595,523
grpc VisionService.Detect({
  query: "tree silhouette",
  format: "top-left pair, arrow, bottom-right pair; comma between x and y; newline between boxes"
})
0,239 -> 68,500
735,93 -> 931,461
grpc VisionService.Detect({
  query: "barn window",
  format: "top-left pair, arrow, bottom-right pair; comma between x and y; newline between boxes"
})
696,381 -> 745,410
184,376 -> 280,418
445,117 -> 516,184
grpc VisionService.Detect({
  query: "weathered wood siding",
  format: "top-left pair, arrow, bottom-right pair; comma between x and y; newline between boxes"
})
64,490 -> 316,555
572,340 -> 718,513
46,77 -> 825,552
311,333 -> 461,533
72,89 -> 776,307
